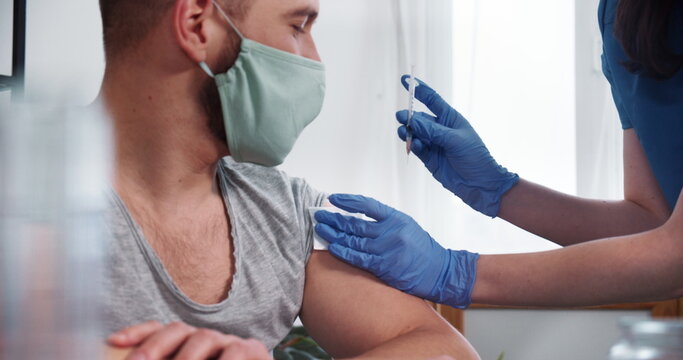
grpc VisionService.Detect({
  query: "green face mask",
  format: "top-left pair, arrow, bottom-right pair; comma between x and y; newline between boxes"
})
200,1 -> 326,167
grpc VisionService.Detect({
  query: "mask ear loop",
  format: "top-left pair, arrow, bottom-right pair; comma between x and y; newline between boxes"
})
199,62 -> 215,78
212,0 -> 245,40
200,0 -> 245,78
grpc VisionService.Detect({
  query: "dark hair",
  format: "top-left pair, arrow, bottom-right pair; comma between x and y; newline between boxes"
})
99,0 -> 250,61
99,0 -> 174,60
614,0 -> 683,80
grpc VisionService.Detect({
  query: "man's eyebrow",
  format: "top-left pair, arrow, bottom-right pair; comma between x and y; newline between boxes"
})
285,6 -> 319,19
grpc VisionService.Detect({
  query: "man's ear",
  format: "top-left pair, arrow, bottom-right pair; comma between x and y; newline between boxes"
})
172,0 -> 214,63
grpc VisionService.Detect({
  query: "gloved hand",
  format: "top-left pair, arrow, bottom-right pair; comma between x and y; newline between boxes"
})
315,193 -> 480,309
398,75 -> 519,217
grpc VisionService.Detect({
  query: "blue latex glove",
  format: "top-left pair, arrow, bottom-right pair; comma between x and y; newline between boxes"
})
399,75 -> 519,217
315,193 -> 480,309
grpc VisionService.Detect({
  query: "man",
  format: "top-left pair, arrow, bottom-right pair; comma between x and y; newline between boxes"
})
98,0 -> 480,358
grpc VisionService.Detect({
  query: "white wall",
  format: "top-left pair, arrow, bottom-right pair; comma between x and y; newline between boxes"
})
281,0 -> 464,254
0,90 -> 10,108
281,0 -> 402,201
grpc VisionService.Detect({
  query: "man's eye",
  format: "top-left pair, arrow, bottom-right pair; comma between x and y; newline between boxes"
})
291,18 -> 308,35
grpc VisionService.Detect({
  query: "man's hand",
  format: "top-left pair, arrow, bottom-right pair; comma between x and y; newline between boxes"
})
107,321 -> 271,360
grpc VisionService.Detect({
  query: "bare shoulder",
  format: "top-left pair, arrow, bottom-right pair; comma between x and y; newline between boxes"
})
300,251 -> 479,359
303,251 -> 433,312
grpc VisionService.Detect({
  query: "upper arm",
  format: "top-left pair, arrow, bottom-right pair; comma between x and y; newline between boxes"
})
299,251 -> 477,359
623,129 -> 671,221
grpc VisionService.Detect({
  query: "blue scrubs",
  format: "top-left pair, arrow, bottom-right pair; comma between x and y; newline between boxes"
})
599,0 -> 683,210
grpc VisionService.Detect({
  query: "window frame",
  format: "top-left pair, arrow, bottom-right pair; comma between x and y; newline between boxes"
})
0,0 -> 27,101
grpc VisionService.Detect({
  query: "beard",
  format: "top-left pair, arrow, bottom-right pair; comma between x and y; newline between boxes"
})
199,39 -> 240,145
200,76 -> 228,144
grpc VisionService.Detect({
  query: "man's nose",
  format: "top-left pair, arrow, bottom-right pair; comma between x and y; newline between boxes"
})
302,36 -> 322,62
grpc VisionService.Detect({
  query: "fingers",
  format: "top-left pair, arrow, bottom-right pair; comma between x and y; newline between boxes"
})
396,111 -> 443,153
408,114 -> 454,149
327,193 -> 394,221
108,320 -> 164,347
174,333 -> 269,360
397,126 -> 428,155
173,329 -> 233,360
111,322 -> 271,360
408,138 -> 433,168
314,210 -> 380,238
218,338 -> 270,360
400,75 -> 452,118
315,223 -> 375,253
396,110 -> 437,126
126,322 -> 197,360
328,243 -> 379,270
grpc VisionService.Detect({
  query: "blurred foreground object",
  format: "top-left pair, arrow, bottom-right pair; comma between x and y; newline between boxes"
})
104,345 -> 133,360
0,103 -> 111,359
609,318 -> 683,360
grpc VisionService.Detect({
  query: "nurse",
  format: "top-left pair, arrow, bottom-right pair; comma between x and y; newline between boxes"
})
314,0 -> 683,308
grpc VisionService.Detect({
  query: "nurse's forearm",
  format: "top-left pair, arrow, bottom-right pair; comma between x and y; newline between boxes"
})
497,179 -> 670,246
470,217 -> 683,307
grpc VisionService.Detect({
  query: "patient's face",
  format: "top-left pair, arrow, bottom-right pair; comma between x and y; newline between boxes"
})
201,0 -> 322,144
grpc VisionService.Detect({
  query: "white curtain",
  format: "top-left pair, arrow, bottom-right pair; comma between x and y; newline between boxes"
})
581,86 -> 624,200
459,2 -> 630,359
445,0 -> 576,254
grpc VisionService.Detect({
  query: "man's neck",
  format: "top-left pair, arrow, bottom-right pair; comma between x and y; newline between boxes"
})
97,62 -> 229,213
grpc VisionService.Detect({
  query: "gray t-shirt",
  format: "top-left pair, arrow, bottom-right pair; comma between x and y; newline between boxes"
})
103,157 -> 327,350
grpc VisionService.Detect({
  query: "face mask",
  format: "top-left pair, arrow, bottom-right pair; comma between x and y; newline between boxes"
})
199,1 -> 326,167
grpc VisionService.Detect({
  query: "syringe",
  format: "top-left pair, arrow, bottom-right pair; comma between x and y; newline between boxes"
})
406,65 -> 416,156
